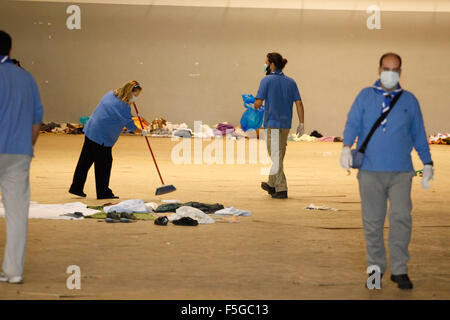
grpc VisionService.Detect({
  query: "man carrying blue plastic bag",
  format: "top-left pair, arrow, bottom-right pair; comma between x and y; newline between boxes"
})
340,53 -> 434,290
254,52 -> 305,199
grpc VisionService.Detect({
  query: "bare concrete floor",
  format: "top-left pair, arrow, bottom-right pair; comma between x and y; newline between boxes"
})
0,135 -> 449,299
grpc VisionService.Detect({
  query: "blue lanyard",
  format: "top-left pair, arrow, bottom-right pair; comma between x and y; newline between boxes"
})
0,55 -> 11,64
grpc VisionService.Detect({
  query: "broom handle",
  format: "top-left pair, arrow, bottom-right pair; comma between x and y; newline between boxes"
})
132,103 -> 165,185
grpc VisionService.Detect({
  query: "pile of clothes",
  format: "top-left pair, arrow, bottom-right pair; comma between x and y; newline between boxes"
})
288,130 -> 343,142
85,199 -> 252,226
429,133 -> 450,145
40,122 -> 84,134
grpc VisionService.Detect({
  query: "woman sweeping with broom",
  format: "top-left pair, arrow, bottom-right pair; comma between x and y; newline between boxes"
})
69,80 -> 143,199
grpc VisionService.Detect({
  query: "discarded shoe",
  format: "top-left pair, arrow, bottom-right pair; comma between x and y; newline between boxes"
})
105,218 -> 118,223
172,217 -> 198,226
391,274 -> 413,290
261,182 -> 275,195
271,191 -> 288,199
120,212 -> 137,220
154,216 -> 169,226
60,212 -> 84,219
106,212 -> 121,220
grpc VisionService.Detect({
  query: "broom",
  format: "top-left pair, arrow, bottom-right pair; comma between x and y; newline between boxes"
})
132,102 -> 176,196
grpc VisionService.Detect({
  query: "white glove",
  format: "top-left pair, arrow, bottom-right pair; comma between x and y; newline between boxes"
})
296,123 -> 305,136
141,129 -> 148,136
340,146 -> 353,170
421,164 -> 434,189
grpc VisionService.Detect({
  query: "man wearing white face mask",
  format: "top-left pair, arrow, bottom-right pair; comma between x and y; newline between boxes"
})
340,53 -> 434,290
69,80 -> 143,199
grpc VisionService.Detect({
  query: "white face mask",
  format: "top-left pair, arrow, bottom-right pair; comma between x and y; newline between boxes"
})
129,95 -> 137,103
380,71 -> 400,89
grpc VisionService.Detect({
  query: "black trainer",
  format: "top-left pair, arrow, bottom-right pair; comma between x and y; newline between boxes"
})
271,191 -> 288,199
68,188 -> 86,198
120,212 -> 137,220
106,212 -> 120,220
261,182 -> 275,195
391,274 -> 413,290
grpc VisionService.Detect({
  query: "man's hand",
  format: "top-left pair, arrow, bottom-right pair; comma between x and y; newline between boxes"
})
296,123 -> 305,136
340,146 -> 353,170
32,123 -> 41,146
254,99 -> 263,110
421,164 -> 434,189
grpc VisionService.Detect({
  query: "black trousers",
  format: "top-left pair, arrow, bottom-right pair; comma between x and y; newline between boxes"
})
70,136 -> 113,198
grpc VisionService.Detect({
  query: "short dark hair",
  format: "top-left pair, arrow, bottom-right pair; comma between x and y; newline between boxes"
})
379,52 -> 402,68
267,52 -> 288,70
0,30 -> 12,56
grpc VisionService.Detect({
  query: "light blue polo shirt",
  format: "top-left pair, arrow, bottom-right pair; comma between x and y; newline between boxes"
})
256,70 -> 301,129
343,85 -> 432,172
83,90 -> 137,147
0,55 -> 44,157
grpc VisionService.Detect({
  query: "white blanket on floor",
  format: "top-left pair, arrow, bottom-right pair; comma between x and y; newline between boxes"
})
0,201 -> 101,220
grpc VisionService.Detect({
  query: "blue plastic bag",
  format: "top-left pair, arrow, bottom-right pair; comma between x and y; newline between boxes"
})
240,94 -> 264,131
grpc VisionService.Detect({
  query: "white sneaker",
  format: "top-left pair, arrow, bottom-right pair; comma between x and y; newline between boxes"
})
0,272 -> 23,284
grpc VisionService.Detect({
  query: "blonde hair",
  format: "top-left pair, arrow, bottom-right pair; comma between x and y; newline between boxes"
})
114,80 -> 142,103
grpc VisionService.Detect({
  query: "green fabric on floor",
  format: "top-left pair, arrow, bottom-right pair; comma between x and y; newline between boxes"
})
85,208 -> 156,221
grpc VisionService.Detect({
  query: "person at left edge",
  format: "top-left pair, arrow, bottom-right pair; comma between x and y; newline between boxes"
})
69,80 -> 143,199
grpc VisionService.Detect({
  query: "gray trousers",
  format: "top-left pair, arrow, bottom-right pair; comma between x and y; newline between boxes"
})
265,128 -> 290,192
0,154 -> 32,278
357,170 -> 414,275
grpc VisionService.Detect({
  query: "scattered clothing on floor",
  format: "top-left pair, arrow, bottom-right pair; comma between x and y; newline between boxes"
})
167,206 -> 215,224
310,130 -> 323,138
428,133 -> 450,145
0,201 -> 101,220
154,216 -> 169,226
172,216 -> 198,226
173,129 -> 192,138
162,199 -> 181,204
155,201 -> 224,213
304,204 -> 339,212
213,123 -> 235,136
145,202 -> 159,212
289,133 -> 317,142
59,212 -> 84,220
106,212 -> 137,220
155,203 -> 182,213
149,118 -> 167,131
232,127 -> 247,139
183,202 -> 224,213
103,199 -> 149,214
214,207 -> 251,216
193,124 -> 215,139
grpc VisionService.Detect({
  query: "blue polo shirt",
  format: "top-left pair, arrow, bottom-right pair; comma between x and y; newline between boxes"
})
83,91 -> 137,147
343,86 -> 432,172
256,70 -> 301,129
0,56 -> 44,157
